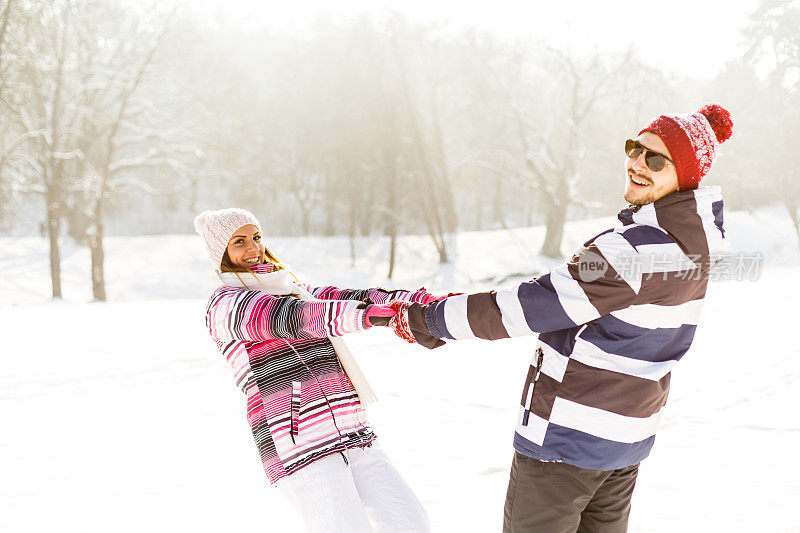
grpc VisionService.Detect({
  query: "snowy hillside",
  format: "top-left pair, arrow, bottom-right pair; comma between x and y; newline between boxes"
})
1,207 -> 798,532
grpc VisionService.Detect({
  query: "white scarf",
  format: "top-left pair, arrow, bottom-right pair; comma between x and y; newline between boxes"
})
217,268 -> 378,406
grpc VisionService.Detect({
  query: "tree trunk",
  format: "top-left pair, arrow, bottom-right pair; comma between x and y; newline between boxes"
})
386,155 -> 399,279
89,197 -> 107,301
410,178 -> 448,263
46,190 -> 62,299
494,176 -> 507,229
298,203 -> 311,236
88,232 -> 106,301
387,230 -> 397,280
540,176 -> 570,258
390,38 -> 448,263
429,94 -> 458,234
349,215 -> 357,268
540,200 -> 567,258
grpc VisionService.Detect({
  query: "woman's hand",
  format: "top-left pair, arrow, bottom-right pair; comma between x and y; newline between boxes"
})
364,304 -> 397,327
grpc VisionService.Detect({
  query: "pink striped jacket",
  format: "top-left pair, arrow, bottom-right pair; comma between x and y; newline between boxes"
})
205,277 -> 437,484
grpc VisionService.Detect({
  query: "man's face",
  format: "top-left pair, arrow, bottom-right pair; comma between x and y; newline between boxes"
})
623,131 -> 680,205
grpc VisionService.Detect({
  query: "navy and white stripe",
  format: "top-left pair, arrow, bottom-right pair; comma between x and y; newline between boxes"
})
421,186 -> 726,471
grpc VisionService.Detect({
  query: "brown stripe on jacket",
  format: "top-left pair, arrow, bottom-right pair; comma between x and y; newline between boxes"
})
466,292 -> 510,340
634,271 -> 708,307
519,364 -> 537,407
530,372 -> 560,420
567,246 -> 638,317
531,359 -> 670,419
653,192 -> 710,266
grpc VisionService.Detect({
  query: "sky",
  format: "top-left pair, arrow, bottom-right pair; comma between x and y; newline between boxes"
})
192,0 -> 760,79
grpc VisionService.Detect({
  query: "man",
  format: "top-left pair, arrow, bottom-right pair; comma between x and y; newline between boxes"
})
393,104 -> 733,532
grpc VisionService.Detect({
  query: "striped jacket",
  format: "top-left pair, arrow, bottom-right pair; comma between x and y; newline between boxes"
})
206,280 -> 437,484
418,186 -> 726,470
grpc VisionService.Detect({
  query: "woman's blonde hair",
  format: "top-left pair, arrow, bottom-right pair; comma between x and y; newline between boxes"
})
219,244 -> 286,273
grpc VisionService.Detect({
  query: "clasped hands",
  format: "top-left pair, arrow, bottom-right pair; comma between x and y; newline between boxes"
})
363,292 -> 463,349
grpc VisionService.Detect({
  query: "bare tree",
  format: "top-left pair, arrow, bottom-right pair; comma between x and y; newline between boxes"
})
15,0 -> 78,299
389,22 -> 451,263
483,46 -> 630,257
74,3 -> 197,300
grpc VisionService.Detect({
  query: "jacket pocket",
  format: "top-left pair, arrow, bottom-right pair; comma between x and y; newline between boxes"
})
290,381 -> 301,444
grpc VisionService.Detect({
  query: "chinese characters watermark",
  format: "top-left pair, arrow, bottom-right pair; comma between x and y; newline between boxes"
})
575,251 -> 764,282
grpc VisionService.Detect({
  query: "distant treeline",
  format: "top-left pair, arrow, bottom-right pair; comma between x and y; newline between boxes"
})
0,0 -> 797,298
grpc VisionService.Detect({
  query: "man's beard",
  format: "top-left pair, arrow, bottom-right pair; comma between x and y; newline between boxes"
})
624,170 -> 657,205
624,190 -> 656,206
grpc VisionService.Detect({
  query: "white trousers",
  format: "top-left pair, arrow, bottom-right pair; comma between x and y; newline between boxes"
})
276,444 -> 430,533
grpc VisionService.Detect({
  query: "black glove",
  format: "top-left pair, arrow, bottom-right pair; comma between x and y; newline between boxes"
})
407,303 -> 446,349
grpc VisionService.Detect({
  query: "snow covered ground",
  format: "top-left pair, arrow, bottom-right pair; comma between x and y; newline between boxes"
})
1,207 -> 799,532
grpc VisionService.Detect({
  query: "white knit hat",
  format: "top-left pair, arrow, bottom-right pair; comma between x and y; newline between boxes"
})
194,208 -> 262,269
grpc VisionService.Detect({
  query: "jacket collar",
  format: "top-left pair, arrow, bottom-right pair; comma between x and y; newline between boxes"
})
617,186 -> 726,260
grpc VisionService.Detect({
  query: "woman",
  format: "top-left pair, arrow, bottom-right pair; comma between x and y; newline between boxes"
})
194,208 -> 435,533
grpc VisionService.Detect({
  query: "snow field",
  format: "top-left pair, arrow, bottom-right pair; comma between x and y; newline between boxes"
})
1,206 -> 798,532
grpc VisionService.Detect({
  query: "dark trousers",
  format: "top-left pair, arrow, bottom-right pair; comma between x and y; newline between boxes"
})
503,451 -> 639,533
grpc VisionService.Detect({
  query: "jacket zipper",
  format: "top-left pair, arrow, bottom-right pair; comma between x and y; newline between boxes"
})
290,381 -> 301,444
533,346 -> 544,383
522,347 -> 544,427
283,340 -> 344,441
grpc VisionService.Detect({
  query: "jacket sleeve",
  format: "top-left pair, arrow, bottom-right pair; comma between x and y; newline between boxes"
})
304,284 -> 438,305
206,287 -> 370,343
420,230 -> 644,340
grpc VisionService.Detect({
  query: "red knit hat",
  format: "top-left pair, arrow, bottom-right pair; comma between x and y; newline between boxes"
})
638,103 -> 733,191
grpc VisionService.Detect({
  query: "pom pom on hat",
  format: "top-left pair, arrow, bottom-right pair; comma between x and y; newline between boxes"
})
698,103 -> 733,144
639,103 -> 733,191
194,208 -> 262,269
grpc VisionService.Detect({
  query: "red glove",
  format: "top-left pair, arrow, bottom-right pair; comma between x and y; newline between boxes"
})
364,304 -> 397,327
387,301 -> 416,343
387,300 -> 447,349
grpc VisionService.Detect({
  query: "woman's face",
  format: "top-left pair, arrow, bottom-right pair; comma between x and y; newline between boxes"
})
226,224 -> 264,268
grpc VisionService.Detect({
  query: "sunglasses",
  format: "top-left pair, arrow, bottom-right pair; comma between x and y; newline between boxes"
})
625,139 -> 675,172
